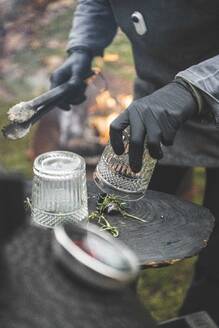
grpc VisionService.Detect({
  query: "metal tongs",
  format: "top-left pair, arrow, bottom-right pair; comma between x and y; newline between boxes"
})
2,82 -> 70,140
2,70 -> 106,140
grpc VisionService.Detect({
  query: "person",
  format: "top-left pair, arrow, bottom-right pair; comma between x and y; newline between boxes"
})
51,1 -> 219,324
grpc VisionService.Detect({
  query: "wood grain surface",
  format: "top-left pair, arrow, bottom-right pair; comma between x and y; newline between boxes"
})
88,182 -> 215,268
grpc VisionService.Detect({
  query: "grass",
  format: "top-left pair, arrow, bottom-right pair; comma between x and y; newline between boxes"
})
0,5 -> 207,323
138,258 -> 196,321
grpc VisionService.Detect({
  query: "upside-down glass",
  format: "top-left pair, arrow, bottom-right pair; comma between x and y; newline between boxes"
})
94,131 -> 156,201
31,151 -> 88,228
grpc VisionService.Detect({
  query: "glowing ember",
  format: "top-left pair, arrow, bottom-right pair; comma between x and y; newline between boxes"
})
117,94 -> 133,108
90,91 -> 117,114
90,113 -> 118,144
89,91 -> 133,144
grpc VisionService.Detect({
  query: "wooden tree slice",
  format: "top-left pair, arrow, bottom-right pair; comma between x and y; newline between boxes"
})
88,182 -> 215,268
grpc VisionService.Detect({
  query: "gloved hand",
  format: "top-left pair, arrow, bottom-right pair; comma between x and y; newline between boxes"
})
110,79 -> 200,173
50,49 -> 93,109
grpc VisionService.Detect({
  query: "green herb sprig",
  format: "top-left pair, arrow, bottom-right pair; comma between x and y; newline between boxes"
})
89,194 -> 146,237
89,210 -> 119,237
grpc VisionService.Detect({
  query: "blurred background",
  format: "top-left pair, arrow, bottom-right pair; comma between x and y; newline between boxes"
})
0,0 -> 206,322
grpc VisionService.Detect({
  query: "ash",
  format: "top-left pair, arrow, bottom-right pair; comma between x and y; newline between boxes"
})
8,102 -> 35,123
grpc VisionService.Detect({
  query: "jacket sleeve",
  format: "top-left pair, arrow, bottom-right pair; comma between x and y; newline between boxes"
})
67,0 -> 118,57
176,55 -> 219,124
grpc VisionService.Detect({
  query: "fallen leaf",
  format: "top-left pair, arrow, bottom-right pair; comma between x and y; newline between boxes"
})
104,53 -> 119,62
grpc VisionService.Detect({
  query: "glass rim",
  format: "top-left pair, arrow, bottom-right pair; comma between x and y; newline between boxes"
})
33,151 -> 86,177
54,223 -> 139,284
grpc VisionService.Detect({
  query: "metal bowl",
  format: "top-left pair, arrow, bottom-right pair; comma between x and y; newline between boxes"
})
53,222 -> 139,290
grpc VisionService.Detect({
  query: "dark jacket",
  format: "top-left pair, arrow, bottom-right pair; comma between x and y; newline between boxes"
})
67,0 -> 219,167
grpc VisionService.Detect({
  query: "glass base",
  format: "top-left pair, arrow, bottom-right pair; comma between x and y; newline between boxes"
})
93,171 -> 145,202
31,207 -> 88,229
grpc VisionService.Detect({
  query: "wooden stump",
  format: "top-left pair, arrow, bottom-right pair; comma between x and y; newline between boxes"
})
88,182 -> 215,268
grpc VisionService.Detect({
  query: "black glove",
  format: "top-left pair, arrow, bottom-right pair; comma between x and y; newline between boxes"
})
50,49 -> 93,109
110,79 -> 199,173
